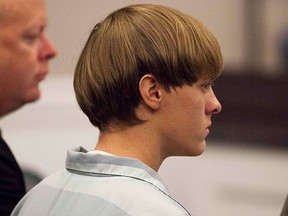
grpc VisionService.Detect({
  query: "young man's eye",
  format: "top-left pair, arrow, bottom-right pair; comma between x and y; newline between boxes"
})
202,81 -> 213,90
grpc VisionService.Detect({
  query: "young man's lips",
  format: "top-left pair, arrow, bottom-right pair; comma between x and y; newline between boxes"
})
206,124 -> 212,135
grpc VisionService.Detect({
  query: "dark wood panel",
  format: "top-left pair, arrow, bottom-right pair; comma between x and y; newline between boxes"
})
209,70 -> 288,148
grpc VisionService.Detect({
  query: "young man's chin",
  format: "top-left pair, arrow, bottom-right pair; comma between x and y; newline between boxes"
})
193,140 -> 207,156
182,140 -> 207,157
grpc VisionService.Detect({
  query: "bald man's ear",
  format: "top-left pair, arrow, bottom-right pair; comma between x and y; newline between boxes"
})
138,74 -> 162,110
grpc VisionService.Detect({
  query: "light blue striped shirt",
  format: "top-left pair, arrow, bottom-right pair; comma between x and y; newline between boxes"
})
12,146 -> 191,215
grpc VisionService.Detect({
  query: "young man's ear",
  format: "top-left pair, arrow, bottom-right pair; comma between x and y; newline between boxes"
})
138,74 -> 162,110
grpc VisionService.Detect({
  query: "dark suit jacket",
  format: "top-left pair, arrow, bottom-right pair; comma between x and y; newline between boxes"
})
0,130 -> 26,216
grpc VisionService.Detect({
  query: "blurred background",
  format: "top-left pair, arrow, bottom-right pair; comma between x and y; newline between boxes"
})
1,0 -> 288,215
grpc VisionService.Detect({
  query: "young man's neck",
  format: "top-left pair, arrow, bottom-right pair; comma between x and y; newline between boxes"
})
95,124 -> 164,171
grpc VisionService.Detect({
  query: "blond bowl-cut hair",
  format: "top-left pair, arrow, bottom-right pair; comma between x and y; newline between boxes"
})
74,4 -> 223,131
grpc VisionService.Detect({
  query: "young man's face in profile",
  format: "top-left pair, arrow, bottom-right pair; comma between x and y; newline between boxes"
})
157,78 -> 221,157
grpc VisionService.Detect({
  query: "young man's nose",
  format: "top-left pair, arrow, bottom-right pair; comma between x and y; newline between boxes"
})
211,96 -> 222,114
206,90 -> 222,115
